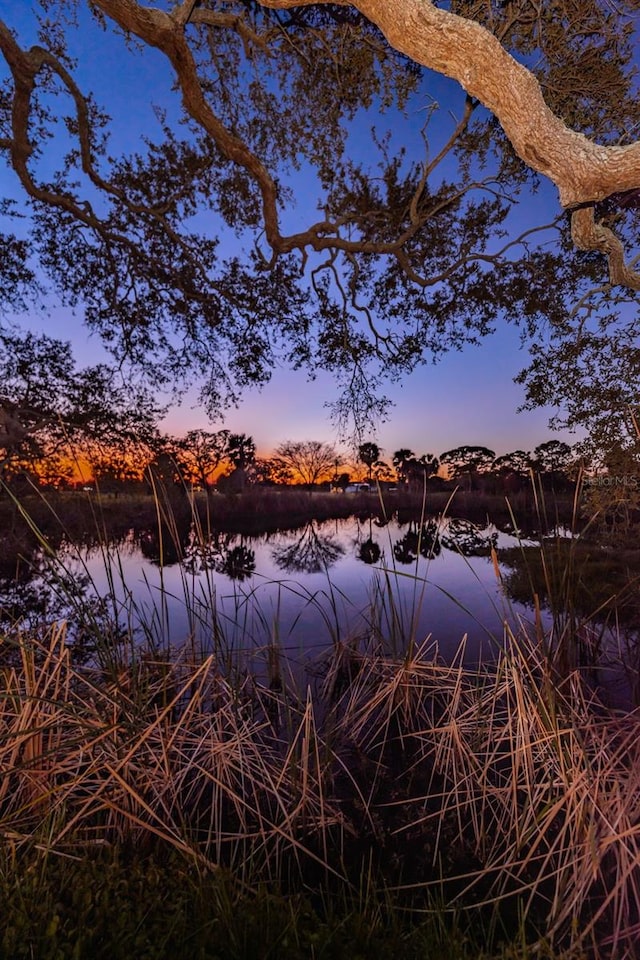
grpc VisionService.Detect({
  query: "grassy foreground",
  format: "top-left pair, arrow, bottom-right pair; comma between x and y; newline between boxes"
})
1,615 -> 638,959
0,481 -> 637,958
0,850 -> 555,960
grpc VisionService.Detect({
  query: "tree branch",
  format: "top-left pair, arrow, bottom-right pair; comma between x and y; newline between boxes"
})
3,1 -> 639,292
571,206 -> 640,291
257,0 -> 640,289
258,0 -> 640,206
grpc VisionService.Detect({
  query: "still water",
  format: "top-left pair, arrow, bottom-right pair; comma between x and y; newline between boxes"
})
41,514 -> 543,667
3,511 -> 635,706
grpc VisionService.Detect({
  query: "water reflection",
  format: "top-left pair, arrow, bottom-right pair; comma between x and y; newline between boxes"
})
219,544 -> 256,581
440,518 -> 498,557
137,520 -> 191,566
355,516 -> 382,565
272,521 -> 345,574
183,528 -> 232,573
392,520 -> 441,565
0,547 -> 125,657
0,555 -> 68,628
2,509 -> 635,708
358,538 -> 381,565
182,529 -> 256,581
1,513 -> 626,673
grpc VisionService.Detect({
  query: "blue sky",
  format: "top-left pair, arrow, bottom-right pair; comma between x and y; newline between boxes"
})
2,2 -> 583,460
160,327 -> 563,459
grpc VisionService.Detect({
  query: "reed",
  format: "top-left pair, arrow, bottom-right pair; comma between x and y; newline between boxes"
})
0,484 -> 637,958
2,617 -> 639,955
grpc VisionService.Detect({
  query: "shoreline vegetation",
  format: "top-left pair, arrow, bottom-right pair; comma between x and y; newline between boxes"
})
0,484 -> 578,559
1,486 -> 639,957
3,619 -> 640,958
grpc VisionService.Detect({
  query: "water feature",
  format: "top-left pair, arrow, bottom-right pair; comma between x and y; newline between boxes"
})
1,506 -> 637,704
1,514 -> 542,664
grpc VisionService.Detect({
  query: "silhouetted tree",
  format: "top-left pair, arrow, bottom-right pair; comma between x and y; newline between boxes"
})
491,449 -> 533,493
146,449 -> 183,489
493,450 -> 532,479
405,453 -> 440,488
358,442 -> 380,483
249,457 -> 293,486
440,446 -> 496,491
275,440 -> 339,487
581,443 -> 640,538
2,3 -> 637,439
532,440 -> 574,492
0,330 -> 162,490
226,434 -> 256,470
392,449 -> 416,485
89,439 -> 152,496
218,433 -> 257,494
533,441 -> 573,475
177,429 -> 229,496
335,472 -> 351,491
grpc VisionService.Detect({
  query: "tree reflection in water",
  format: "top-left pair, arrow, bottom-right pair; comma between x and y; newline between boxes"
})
182,530 -> 256,582
392,520 -> 441,565
272,521 -> 344,574
217,544 -> 256,581
356,516 -> 382,566
136,519 -> 191,567
0,565 -> 72,631
440,518 -> 498,557
182,529 -> 232,574
0,513 -> 522,665
358,538 -> 381,565
0,548 -> 124,661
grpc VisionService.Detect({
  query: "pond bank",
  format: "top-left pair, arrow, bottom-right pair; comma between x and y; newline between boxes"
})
0,626 -> 637,959
0,486 -> 576,568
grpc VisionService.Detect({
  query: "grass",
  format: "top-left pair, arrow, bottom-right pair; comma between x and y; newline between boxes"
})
0,848 -> 570,960
1,622 -> 639,957
0,484 -> 638,958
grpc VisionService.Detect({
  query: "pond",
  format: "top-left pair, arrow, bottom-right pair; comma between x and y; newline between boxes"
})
2,510 -> 637,703
2,514 -> 541,660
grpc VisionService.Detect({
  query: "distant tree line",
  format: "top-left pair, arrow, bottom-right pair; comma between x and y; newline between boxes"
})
0,411 -> 587,499
0,329 -> 618,499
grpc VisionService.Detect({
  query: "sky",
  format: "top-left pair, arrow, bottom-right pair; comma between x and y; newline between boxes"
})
160,328 -> 560,459
1,2 -> 590,461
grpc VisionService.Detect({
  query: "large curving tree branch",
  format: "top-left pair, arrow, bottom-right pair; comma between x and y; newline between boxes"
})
255,0 -> 640,207
4,0 -> 639,289
256,0 -> 640,289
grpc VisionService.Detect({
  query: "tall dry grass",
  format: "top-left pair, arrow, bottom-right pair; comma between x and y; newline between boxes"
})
2,476 -> 639,956
2,618 -> 640,957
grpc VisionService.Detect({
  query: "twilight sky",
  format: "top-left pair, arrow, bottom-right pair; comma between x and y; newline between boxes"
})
160,328 -> 564,459
3,3 -> 584,461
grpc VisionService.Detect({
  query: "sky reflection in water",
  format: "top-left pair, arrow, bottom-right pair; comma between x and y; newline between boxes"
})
62,515 -> 539,666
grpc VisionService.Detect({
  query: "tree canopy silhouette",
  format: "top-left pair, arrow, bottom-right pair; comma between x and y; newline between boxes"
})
440,445 -> 495,488
176,428 -> 230,494
275,440 -> 338,486
0,329 -> 162,487
357,442 -> 380,483
1,1 -> 638,437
